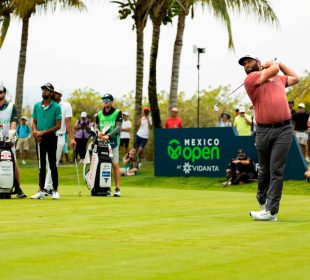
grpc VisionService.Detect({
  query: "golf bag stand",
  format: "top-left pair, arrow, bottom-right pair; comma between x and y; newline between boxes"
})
83,134 -> 113,196
0,140 -> 16,199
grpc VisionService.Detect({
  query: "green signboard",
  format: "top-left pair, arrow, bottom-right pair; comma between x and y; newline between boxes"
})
155,128 -> 307,180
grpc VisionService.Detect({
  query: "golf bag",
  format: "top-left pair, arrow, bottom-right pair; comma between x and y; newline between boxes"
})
0,139 -> 16,199
83,132 -> 113,196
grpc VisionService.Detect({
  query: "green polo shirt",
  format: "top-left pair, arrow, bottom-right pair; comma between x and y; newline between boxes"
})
32,100 -> 62,131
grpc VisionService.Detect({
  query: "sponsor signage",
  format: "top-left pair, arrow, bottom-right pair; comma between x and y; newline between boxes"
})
155,128 -> 306,180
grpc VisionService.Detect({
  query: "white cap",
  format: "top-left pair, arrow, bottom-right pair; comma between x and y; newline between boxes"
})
53,87 -> 63,95
171,107 -> 178,112
239,106 -> 246,113
298,103 -> 305,109
21,116 -> 29,121
81,111 -> 87,118
123,111 -> 129,116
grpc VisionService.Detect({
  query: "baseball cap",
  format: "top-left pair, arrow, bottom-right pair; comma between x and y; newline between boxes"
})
101,93 -> 113,102
298,103 -> 305,108
238,55 -> 260,66
239,106 -> 246,113
81,111 -> 87,118
0,84 -> 6,93
143,106 -> 150,111
41,82 -> 54,91
123,111 -> 129,116
171,107 -> 178,112
53,87 -> 63,95
21,116 -> 29,121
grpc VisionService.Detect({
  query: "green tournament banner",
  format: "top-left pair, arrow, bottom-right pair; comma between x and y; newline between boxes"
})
154,128 -> 307,180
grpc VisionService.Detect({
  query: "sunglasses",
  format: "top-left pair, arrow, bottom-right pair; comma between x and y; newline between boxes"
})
102,98 -> 111,102
0,91 -> 4,94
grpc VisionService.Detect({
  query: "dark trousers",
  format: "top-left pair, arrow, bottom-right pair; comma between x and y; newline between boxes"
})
255,124 -> 293,214
75,138 -> 88,160
37,133 -> 58,191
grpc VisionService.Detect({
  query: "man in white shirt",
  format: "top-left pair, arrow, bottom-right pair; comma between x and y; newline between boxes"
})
120,111 -> 132,154
135,106 -> 152,163
44,87 -> 76,195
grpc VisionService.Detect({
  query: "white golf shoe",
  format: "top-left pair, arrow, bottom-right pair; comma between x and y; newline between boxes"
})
31,191 -> 45,200
52,191 -> 60,200
249,209 -> 277,221
114,188 -> 121,197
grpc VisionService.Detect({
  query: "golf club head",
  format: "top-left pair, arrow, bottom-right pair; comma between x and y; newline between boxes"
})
213,104 -> 220,112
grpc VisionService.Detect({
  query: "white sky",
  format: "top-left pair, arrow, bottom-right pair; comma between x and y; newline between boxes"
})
0,0 -> 309,106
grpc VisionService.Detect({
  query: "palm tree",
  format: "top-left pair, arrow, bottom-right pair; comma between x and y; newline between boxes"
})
147,0 -> 172,128
169,0 -> 279,109
13,0 -> 85,117
113,0 -> 159,135
0,0 -> 13,48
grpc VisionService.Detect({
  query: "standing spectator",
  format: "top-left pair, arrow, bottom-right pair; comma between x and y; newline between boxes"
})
233,106 -> 252,136
31,83 -> 62,200
238,55 -> 299,221
288,100 -> 296,116
74,111 -> 91,163
165,107 -> 183,128
292,103 -> 309,159
16,116 -> 31,165
135,106 -> 152,164
307,116 -> 310,162
120,111 -> 132,155
96,93 -> 123,197
0,84 -> 27,198
232,107 -> 240,126
44,87 -> 76,195
218,106 -> 232,127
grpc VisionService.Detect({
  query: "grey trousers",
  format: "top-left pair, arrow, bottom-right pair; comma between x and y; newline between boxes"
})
255,124 -> 293,214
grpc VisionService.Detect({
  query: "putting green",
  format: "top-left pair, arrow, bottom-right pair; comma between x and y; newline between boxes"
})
1,185 -> 310,279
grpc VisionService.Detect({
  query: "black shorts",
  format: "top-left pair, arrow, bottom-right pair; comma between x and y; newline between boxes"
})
120,138 -> 130,148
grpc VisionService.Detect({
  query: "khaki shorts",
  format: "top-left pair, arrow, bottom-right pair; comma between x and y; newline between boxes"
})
112,146 -> 119,164
295,131 -> 308,146
16,138 -> 29,152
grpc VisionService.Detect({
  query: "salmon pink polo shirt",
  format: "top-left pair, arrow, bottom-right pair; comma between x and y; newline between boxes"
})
244,71 -> 291,124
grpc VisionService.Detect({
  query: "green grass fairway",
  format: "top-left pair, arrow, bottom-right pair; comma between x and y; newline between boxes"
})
1,161 -> 310,279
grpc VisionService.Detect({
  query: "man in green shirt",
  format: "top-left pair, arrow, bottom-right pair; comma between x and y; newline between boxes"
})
96,93 -> 123,197
31,83 -> 62,200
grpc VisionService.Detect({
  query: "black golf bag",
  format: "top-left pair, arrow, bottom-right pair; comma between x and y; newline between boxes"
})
0,141 -> 16,199
83,132 -> 113,196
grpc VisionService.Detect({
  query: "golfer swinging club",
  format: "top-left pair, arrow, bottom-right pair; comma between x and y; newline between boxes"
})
238,55 -> 299,221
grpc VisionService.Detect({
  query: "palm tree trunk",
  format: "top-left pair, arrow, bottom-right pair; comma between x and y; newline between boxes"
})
15,15 -> 30,117
169,13 -> 187,111
134,25 -> 144,136
148,18 -> 162,128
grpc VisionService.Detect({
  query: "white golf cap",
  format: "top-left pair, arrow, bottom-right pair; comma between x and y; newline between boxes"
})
21,116 -> 29,121
239,106 -> 246,113
81,111 -> 87,118
123,111 -> 129,116
53,87 -> 63,95
171,107 -> 178,112
298,103 -> 305,108
238,55 -> 260,66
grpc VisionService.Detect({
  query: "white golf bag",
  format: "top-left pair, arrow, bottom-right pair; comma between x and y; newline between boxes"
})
0,130 -> 17,199
83,131 -> 113,196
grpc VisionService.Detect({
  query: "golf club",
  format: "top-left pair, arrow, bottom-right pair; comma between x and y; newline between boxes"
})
74,152 -> 82,196
213,83 -> 244,112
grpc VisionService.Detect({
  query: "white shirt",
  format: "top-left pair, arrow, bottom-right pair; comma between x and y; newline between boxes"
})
137,116 -> 152,139
121,120 -> 132,139
57,100 -> 73,135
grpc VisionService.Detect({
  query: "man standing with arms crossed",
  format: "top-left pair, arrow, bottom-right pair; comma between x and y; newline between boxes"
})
238,55 -> 299,221
31,83 -> 62,200
96,93 -> 123,197
44,87 -> 76,195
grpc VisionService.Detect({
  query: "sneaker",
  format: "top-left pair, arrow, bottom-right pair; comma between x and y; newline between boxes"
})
249,209 -> 277,221
44,188 -> 53,196
16,191 -> 27,198
31,191 -> 45,200
114,188 -> 121,197
52,191 -> 60,200
22,160 -> 26,165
